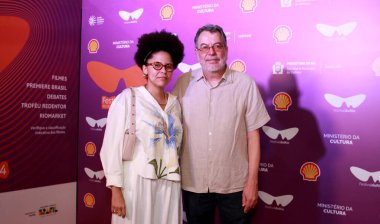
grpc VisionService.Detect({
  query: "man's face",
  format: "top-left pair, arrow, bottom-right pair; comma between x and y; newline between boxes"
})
195,31 -> 228,74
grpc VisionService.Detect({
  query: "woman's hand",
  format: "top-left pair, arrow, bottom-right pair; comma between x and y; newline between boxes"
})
111,186 -> 127,218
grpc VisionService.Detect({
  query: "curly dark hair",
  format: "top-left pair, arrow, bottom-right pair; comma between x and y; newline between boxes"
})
134,30 -> 184,69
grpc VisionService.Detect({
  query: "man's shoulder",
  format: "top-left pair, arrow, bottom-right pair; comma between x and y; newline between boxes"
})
228,69 -> 256,85
172,71 -> 193,96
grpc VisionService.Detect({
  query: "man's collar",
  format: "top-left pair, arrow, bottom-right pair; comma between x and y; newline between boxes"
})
192,68 -> 232,83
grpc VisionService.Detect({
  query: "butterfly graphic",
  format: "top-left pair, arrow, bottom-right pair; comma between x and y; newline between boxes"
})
86,117 -> 107,128
87,61 -> 146,93
119,8 -> 144,21
324,94 -> 366,108
262,126 -> 299,140
316,22 -> 357,37
177,62 -> 201,73
258,191 -> 294,207
350,166 -> 380,183
84,167 -> 105,180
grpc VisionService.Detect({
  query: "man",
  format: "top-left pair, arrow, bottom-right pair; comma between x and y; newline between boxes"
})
173,24 -> 270,224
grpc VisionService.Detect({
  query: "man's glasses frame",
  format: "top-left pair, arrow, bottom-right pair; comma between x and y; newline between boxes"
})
195,43 -> 225,53
146,62 -> 175,72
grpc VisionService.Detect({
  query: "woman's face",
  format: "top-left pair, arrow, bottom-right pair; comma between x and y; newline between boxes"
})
143,51 -> 174,89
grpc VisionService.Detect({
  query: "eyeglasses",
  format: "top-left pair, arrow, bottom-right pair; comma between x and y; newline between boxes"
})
196,43 -> 225,53
146,62 -> 175,72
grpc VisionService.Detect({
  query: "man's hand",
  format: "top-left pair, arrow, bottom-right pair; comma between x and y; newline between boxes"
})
242,179 -> 258,213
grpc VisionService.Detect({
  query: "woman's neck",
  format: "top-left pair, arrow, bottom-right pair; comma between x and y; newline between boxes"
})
145,84 -> 167,108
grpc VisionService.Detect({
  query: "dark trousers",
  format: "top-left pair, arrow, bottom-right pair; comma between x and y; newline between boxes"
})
183,190 -> 252,224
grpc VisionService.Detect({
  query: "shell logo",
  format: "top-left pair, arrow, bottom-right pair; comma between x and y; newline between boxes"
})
160,4 -> 174,20
273,92 -> 292,111
84,193 -> 95,208
300,162 -> 321,181
240,0 -> 258,13
85,142 -> 96,156
88,39 -> 99,53
229,59 -> 246,73
273,25 -> 292,44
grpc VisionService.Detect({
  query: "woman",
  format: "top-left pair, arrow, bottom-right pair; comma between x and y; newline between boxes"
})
100,30 -> 185,224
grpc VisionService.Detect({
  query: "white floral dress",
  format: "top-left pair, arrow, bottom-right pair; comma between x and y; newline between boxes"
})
100,86 -> 183,224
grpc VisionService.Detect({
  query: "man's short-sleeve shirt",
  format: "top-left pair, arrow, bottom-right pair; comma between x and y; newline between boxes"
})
173,68 -> 270,193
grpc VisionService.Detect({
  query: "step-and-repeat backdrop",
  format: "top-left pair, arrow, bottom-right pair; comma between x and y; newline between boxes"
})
79,0 -> 380,223
0,0 -> 81,223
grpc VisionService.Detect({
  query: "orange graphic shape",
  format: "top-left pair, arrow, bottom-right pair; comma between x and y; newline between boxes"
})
0,16 -> 30,72
87,61 -> 146,93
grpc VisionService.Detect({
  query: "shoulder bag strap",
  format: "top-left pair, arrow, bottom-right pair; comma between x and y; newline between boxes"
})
129,88 -> 136,134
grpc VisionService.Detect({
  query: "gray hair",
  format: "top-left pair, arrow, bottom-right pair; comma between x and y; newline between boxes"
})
194,24 -> 227,47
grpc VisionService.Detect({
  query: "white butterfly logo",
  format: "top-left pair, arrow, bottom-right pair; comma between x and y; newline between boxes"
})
316,22 -> 357,37
350,166 -> 380,183
119,8 -> 144,21
84,167 -> 105,180
258,191 -> 294,207
177,62 -> 201,73
262,126 -> 299,140
86,117 -> 107,128
324,94 -> 366,108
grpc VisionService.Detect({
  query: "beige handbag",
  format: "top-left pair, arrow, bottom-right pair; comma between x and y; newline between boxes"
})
122,88 -> 136,161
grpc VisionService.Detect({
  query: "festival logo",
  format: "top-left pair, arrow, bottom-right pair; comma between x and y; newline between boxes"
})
0,161 -> 10,179
316,22 -> 357,37
102,96 -> 116,110
262,126 -> 299,144
272,61 -> 285,74
177,62 -> 201,73
229,59 -> 247,72
86,116 -> 107,131
88,15 -> 104,26
259,191 -> 294,211
273,92 -> 292,111
273,25 -> 292,44
240,0 -> 258,13
84,193 -> 95,208
372,57 -> 380,76
324,93 -> 366,112
0,16 -> 30,72
160,4 -> 174,20
119,8 -> 143,24
87,61 -> 146,93
300,162 -> 320,181
88,39 -> 99,54
350,166 -> 380,184
84,167 -> 105,183
85,142 -> 96,157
